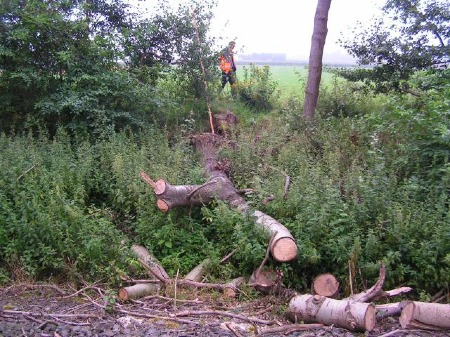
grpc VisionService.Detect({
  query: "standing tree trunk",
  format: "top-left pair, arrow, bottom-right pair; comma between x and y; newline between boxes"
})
303,0 -> 332,119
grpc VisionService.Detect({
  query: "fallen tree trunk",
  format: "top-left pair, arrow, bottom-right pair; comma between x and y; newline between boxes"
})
399,301 -> 450,330
140,134 -> 297,262
288,294 -> 376,332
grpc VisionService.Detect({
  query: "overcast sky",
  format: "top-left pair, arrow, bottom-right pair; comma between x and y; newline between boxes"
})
132,0 -> 386,63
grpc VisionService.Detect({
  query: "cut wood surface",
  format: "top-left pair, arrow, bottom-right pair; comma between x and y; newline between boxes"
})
118,283 -> 160,301
289,294 -> 376,332
312,273 -> 339,298
399,301 -> 450,330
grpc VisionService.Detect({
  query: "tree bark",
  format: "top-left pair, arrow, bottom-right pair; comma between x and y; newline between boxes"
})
376,302 -> 407,319
303,0 -> 332,119
288,294 -> 376,332
130,244 -> 169,283
184,258 -> 210,282
399,301 -> 450,330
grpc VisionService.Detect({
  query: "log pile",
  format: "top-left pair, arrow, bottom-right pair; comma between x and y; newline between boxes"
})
288,263 -> 450,332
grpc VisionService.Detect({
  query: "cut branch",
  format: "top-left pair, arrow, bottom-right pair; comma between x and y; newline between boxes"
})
130,245 -> 169,283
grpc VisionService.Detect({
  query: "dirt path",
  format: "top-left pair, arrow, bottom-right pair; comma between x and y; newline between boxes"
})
1,284 -> 449,337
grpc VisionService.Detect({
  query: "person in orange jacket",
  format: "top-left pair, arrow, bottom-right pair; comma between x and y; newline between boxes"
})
219,41 -> 237,92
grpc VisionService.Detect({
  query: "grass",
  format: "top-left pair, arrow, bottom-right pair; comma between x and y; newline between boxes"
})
238,64 -> 340,101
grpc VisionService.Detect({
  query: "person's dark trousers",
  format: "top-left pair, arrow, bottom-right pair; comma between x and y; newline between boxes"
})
221,71 -> 236,89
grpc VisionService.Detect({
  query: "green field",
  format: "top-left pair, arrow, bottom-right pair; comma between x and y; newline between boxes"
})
240,64 -> 338,100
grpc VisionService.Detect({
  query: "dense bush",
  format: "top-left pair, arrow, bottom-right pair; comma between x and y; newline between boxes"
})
235,64 -> 280,111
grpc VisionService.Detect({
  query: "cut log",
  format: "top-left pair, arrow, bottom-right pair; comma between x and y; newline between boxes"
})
288,294 -> 376,332
130,244 -> 169,283
118,283 -> 160,301
251,210 -> 297,262
184,258 -> 211,282
399,301 -> 450,330
312,273 -> 339,298
223,277 -> 245,298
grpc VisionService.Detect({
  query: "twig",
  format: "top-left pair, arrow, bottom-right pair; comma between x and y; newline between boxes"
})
254,232 -> 277,280
225,322 -> 244,337
256,323 -> 324,336
116,308 -> 200,325
17,164 -> 36,181
220,249 -> 238,264
2,310 -> 98,320
139,171 -> 156,189
376,329 -> 409,337
266,164 -> 291,199
60,283 -> 102,299
349,263 -> 386,302
348,260 -> 354,296
174,269 -> 179,310
174,309 -> 276,325
4,283 -> 66,296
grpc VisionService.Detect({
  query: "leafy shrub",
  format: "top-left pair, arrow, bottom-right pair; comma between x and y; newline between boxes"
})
236,65 -> 280,111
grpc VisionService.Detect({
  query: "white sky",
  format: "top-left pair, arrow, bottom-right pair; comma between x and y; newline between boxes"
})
132,0 -> 386,63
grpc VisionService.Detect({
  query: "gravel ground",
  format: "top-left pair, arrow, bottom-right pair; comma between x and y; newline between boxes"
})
1,284 -> 449,337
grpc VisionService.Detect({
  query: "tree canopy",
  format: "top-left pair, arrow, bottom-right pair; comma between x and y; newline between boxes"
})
337,0 -> 449,93
0,0 -> 218,137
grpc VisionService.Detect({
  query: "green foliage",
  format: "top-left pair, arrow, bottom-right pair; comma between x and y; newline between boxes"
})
338,0 -> 449,93
235,64 -> 280,111
0,0 -> 218,136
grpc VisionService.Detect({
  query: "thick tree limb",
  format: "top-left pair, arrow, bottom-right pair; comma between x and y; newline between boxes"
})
140,134 -> 298,262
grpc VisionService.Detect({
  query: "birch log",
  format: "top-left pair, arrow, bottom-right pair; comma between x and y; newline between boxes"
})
399,301 -> 450,330
223,277 -> 245,298
118,283 -> 160,301
184,258 -> 211,282
131,244 -> 169,282
288,294 -> 376,332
